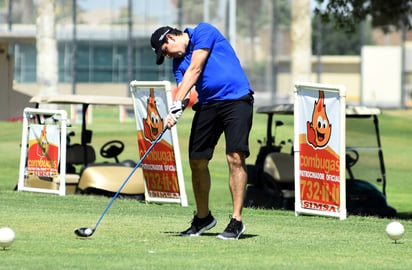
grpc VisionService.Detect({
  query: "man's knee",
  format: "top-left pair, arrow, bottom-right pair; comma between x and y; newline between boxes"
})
190,158 -> 209,171
227,152 -> 246,167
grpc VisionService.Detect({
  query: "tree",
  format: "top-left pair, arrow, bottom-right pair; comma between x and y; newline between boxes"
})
314,0 -> 412,32
237,0 -> 265,62
170,0 -> 221,25
290,0 -> 311,85
37,0 -> 58,98
21,0 -> 34,23
5,0 -> 35,24
312,14 -> 374,55
236,0 -> 291,62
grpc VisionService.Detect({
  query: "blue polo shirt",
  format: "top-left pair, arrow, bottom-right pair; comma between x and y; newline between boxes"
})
173,22 -> 253,104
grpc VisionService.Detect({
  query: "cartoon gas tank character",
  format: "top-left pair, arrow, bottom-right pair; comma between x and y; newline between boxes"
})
306,90 -> 332,148
38,124 -> 49,156
143,88 -> 164,141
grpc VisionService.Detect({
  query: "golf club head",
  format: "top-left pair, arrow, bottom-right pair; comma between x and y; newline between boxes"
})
74,227 -> 95,237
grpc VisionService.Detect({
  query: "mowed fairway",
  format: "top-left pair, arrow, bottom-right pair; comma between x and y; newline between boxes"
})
0,106 -> 411,269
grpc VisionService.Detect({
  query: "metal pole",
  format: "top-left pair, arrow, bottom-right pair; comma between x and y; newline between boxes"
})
178,0 -> 183,29
8,0 -> 12,31
203,0 -> 210,22
270,0 -> 278,104
7,0 -> 14,57
127,0 -> 133,95
225,0 -> 229,38
400,22 -> 406,108
229,0 -> 236,49
71,0 -> 77,95
359,21 -> 364,105
316,14 -> 322,83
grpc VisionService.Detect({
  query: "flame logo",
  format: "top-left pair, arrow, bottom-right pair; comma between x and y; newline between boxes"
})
306,90 -> 332,148
143,88 -> 164,141
38,125 -> 49,156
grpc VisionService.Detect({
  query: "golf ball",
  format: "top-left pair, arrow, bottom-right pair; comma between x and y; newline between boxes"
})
85,228 -> 92,235
386,221 -> 405,241
0,227 -> 15,249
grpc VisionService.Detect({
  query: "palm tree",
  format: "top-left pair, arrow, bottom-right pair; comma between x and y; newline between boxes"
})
290,0 -> 311,93
36,0 -> 58,100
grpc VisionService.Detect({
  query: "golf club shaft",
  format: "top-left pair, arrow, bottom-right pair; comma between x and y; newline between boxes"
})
93,127 -> 168,230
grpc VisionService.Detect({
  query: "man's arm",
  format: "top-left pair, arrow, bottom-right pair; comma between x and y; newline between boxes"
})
174,48 -> 209,101
166,48 -> 209,128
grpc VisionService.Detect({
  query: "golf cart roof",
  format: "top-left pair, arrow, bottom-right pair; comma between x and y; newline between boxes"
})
29,94 -> 133,106
29,94 -> 134,168
256,104 -> 381,117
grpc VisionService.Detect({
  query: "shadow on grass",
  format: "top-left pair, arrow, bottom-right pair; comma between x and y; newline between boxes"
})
395,212 -> 412,220
163,231 -> 258,239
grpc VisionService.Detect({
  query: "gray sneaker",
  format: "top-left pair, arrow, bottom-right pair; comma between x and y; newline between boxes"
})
217,218 -> 246,240
180,212 -> 217,236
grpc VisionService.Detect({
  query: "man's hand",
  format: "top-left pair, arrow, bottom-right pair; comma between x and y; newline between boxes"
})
165,114 -> 176,129
169,100 -> 183,121
166,100 -> 183,129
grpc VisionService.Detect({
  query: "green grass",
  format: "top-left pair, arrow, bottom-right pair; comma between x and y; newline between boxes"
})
1,107 -> 412,269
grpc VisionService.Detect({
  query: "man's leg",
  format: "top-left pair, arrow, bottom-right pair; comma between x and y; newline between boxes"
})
216,151 -> 247,240
189,158 -> 211,219
226,152 -> 247,221
180,158 -> 216,236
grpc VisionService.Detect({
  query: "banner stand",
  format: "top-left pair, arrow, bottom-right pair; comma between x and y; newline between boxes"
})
294,82 -> 346,220
129,80 -> 188,207
18,108 -> 68,196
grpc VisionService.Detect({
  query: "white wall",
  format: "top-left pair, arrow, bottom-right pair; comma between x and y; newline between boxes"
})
361,46 -> 402,107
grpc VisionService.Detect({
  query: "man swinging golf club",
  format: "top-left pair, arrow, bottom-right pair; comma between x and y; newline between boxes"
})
151,22 -> 254,240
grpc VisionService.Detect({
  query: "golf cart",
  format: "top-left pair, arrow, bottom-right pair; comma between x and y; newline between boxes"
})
17,94 -> 145,198
244,103 -> 397,218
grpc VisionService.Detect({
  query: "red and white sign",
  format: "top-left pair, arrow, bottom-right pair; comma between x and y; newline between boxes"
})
294,82 -> 347,220
130,81 -> 187,206
27,124 -> 60,177
18,108 -> 68,196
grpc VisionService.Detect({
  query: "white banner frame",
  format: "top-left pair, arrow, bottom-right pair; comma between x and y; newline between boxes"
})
294,82 -> 347,220
129,80 -> 188,207
18,108 -> 67,196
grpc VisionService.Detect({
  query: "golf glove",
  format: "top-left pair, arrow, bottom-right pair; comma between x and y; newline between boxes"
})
169,100 -> 183,122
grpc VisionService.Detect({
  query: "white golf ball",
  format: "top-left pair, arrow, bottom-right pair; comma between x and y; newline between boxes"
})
85,228 -> 92,235
0,227 -> 15,249
386,221 -> 405,241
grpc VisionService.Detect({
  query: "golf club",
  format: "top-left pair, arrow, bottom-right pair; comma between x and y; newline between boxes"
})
74,126 -> 168,237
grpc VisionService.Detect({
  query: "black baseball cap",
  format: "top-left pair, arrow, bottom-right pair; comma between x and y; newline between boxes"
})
151,26 -> 173,65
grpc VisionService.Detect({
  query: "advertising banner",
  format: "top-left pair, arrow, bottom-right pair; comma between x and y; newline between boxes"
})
18,108 -> 67,196
294,82 -> 346,220
130,80 -> 188,206
27,124 -> 60,177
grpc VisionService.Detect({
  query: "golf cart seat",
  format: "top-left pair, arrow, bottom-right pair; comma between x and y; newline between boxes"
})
66,144 -> 96,165
263,152 -> 295,199
77,165 -> 145,196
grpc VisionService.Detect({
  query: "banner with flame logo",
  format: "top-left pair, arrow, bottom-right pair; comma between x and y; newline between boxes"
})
130,81 -> 187,206
294,82 -> 346,220
27,124 -> 60,178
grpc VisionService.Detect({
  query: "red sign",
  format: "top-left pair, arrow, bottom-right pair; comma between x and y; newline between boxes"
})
131,83 -> 187,205
299,142 -> 340,212
27,125 -> 60,177
295,83 -> 346,219
138,132 -> 180,199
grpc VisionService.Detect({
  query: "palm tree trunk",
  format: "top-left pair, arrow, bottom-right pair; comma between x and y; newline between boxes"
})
36,0 -> 58,99
290,0 -> 311,92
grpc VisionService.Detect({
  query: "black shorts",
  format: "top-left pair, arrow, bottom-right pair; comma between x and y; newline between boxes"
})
189,94 -> 254,160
